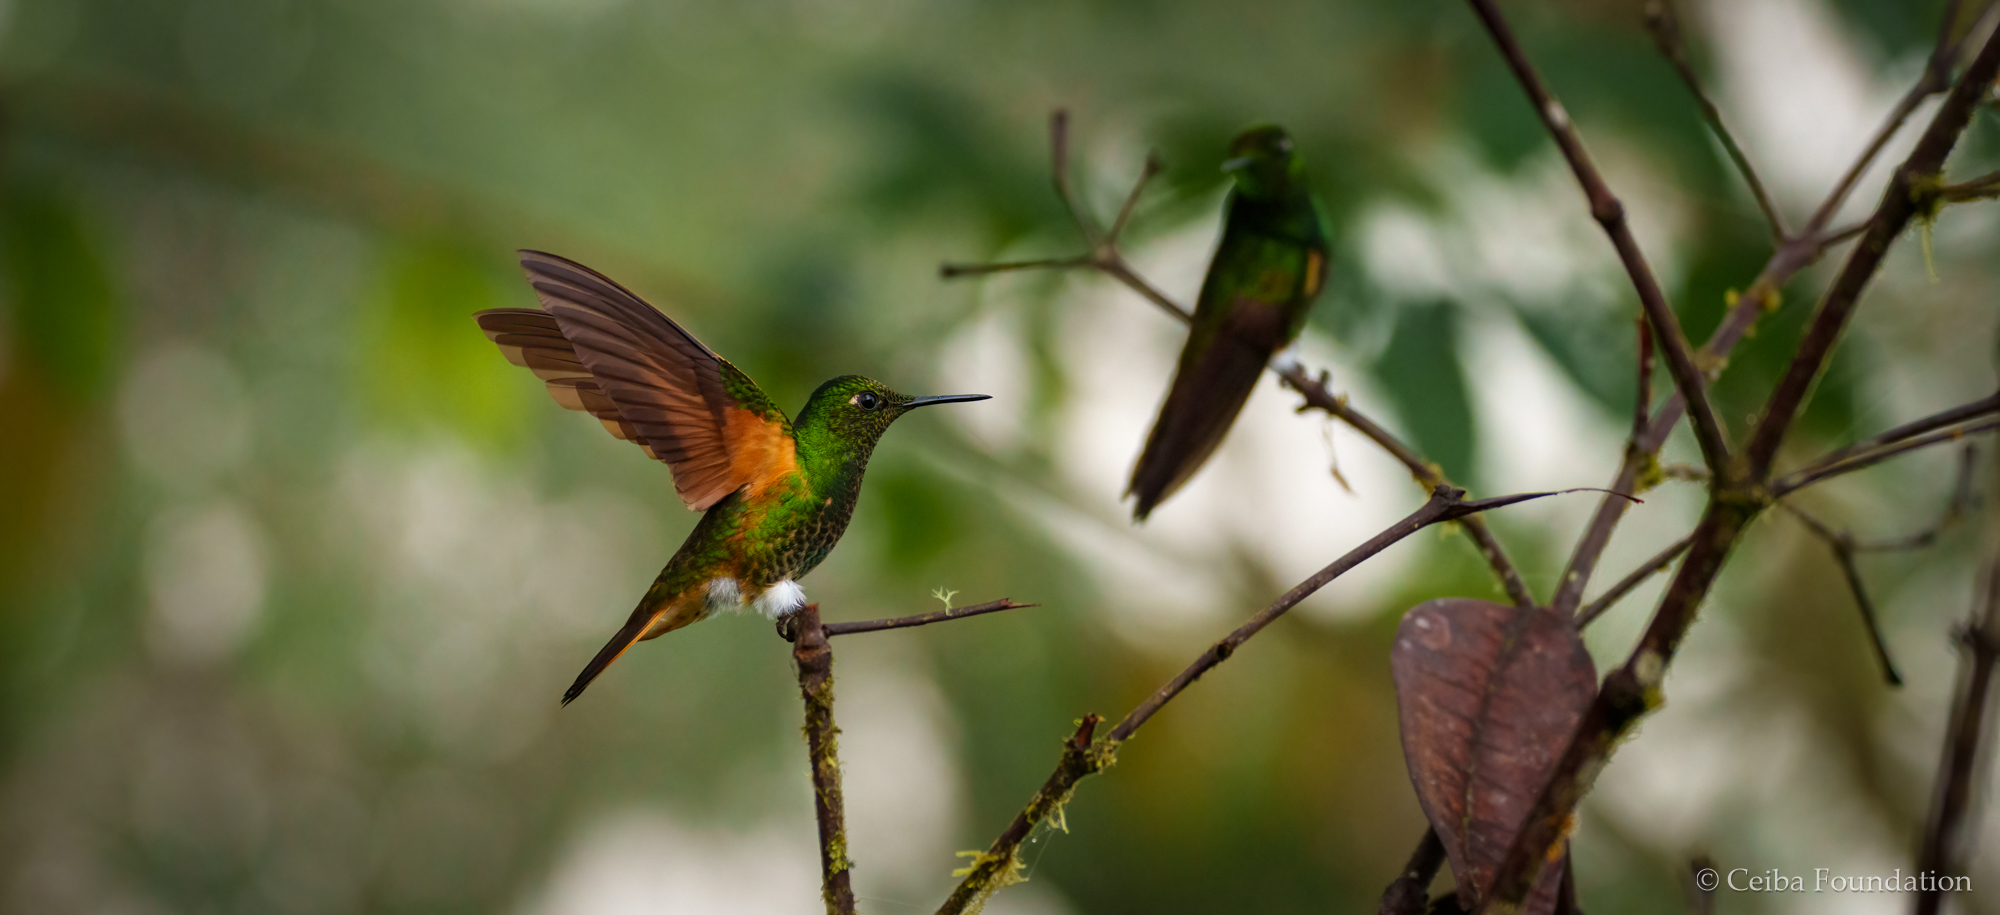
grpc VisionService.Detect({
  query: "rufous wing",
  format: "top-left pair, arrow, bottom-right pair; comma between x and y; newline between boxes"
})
474,250 -> 798,511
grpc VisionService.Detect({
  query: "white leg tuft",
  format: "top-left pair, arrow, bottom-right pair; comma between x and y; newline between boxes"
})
704,577 -> 743,612
753,580 -> 807,619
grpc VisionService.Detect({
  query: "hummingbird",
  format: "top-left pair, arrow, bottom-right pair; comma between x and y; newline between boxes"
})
476,250 -> 989,705
1127,126 -> 1332,520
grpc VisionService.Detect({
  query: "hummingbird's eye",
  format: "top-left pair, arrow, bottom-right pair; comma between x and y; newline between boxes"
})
852,391 -> 881,411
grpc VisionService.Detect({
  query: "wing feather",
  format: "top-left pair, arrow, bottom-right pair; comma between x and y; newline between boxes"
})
475,251 -> 798,511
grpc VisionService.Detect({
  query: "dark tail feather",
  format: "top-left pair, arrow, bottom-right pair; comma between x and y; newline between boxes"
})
562,614 -> 653,706
1128,332 -> 1272,520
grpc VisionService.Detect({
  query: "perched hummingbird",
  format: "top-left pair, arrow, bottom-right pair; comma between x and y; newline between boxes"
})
1127,126 -> 1332,520
476,251 -> 989,705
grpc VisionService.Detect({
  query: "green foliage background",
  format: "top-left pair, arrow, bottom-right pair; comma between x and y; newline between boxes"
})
1,0 -> 1996,913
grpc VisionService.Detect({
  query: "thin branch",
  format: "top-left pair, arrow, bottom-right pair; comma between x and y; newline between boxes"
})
1377,828 -> 1447,915
1644,0 -> 1787,241
1108,154 -> 1164,244
1801,0 -> 1967,236
942,113 -> 1537,610
1476,21 -> 2000,912
1277,364 -> 1539,610
1777,392 -> 2000,489
1773,414 -> 2000,498
1115,487 -> 1618,740
940,255 -> 1090,278
1576,534 -> 1693,628
1049,109 -> 1100,245
1912,469 -> 2000,914
1777,502 -> 1905,686
1853,444 -> 1980,552
1465,0 -> 1733,472
1941,169 -> 2000,203
937,484 -> 1604,915
791,604 -> 857,915
1632,316 -> 1656,445
1818,220 -> 1871,249
822,599 -> 1037,637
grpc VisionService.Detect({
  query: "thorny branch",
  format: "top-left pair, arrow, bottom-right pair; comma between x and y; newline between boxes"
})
791,604 -> 857,915
937,484 -> 1610,915
1547,1 -> 1990,618
1473,10 -> 2000,911
941,113 -> 1538,611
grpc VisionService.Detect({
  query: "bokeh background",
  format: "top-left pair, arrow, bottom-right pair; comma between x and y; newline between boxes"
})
3,0 -> 1998,912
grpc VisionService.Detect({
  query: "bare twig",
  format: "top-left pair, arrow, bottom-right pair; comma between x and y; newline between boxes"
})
1819,220 -> 1871,248
939,255 -> 1090,278
1777,502 -> 1905,686
937,484 -> 1603,915
1777,393 -> 2000,491
791,604 -> 857,915
1472,12 -> 2000,914
1912,447 -> 2000,914
1276,364 -> 1538,610
1049,109 -> 1100,245
1377,828 -> 1447,915
1576,534 -> 1694,628
1941,169 -> 2000,203
1632,316 -> 1656,445
942,113 -> 1538,610
819,599 -> 1037,637
1465,0 -> 1733,472
1801,0 -> 1967,236
1854,445 -> 1981,551
1774,414 -> 2000,498
1645,0 -> 1787,241
1109,154 -> 1164,243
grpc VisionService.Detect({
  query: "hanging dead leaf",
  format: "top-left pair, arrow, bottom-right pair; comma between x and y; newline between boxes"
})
1391,598 -> 1596,913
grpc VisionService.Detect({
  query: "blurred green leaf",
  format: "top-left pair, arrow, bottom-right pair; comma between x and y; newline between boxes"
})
1373,299 -> 1477,487
357,240 -> 526,444
1,185 -> 119,401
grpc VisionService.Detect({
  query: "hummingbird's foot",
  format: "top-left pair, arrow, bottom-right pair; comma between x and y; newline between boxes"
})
1270,346 -> 1305,375
753,580 -> 807,619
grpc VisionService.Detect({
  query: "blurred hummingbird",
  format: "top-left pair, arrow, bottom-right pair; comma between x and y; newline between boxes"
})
477,251 -> 989,705
1127,126 -> 1332,520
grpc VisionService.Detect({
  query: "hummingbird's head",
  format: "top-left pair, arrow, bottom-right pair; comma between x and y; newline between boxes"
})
795,375 -> 989,453
1221,125 -> 1305,200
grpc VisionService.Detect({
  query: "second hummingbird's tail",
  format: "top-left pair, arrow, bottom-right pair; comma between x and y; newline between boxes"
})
562,581 -> 693,706
1128,302 -> 1283,520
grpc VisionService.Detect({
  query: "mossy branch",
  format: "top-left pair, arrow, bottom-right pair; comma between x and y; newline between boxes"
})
791,603 -> 858,915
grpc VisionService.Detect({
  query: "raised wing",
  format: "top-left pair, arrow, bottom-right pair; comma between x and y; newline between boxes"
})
474,250 -> 797,511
